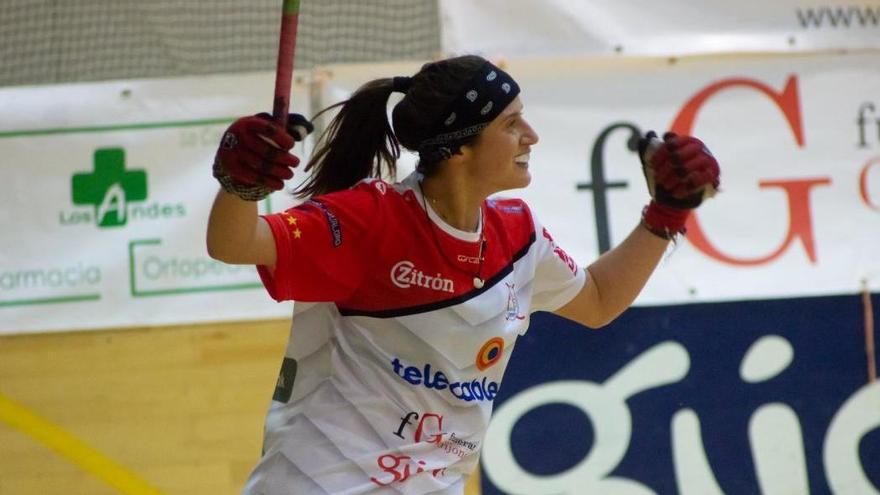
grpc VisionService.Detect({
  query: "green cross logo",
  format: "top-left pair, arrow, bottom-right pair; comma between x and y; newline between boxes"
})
71,148 -> 147,227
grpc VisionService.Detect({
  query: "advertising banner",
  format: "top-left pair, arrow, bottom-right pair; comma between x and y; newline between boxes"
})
440,0 -> 880,58
1,52 -> 878,334
480,296 -> 879,494
0,73 -> 310,333
506,52 -> 880,304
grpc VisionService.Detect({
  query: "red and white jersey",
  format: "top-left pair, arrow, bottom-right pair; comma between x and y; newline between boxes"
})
245,173 -> 586,495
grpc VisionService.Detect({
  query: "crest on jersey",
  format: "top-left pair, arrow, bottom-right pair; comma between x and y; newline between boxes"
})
505,282 -> 526,321
476,337 -> 504,371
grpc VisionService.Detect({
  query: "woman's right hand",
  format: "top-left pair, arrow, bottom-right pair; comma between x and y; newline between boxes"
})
212,113 -> 313,201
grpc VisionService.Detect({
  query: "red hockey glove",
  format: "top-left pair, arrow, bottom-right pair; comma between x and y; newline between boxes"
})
212,113 -> 314,201
638,131 -> 720,239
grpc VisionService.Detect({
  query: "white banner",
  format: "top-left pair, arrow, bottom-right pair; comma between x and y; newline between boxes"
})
440,0 -> 880,58
1,52 -> 878,334
0,73 -> 312,334
497,52 -> 880,304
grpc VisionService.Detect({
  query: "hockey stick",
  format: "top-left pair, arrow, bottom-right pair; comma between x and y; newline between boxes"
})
272,0 -> 302,128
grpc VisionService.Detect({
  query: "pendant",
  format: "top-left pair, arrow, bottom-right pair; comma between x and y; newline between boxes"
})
473,277 -> 484,289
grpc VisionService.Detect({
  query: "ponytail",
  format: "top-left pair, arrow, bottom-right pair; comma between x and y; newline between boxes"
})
295,78 -> 400,198
296,55 -> 490,197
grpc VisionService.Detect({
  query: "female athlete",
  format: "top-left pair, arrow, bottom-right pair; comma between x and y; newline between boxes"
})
206,55 -> 719,494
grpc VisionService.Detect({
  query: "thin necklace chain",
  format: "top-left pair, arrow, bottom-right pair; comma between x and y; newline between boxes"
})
418,181 -> 487,289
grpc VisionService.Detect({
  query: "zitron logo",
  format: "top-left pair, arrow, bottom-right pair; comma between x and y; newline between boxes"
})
71,148 -> 146,227
62,147 -> 186,228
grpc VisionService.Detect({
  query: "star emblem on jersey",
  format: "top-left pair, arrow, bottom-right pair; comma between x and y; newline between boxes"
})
475,337 -> 504,371
284,213 -> 303,239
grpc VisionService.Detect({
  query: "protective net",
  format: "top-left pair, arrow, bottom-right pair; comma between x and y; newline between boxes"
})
0,0 -> 441,87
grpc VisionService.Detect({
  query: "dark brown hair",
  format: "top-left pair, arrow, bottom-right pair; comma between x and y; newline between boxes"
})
295,55 -> 487,198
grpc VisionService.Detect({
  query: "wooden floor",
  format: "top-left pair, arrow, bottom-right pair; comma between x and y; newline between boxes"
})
0,320 -> 483,494
0,319 -> 288,494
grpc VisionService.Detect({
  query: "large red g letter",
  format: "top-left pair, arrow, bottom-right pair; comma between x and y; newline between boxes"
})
670,76 -> 830,265
860,156 -> 880,211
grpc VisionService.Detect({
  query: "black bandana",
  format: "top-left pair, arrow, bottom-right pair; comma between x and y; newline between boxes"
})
418,61 -> 520,159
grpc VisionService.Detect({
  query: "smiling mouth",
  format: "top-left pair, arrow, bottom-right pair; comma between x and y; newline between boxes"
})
515,153 -> 530,166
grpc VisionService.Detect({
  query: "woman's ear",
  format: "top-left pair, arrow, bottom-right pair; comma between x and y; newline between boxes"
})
451,142 -> 475,165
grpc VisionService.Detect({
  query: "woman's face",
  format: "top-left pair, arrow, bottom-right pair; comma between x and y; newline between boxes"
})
460,96 -> 539,194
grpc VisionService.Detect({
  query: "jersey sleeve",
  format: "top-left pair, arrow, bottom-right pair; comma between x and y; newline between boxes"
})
529,212 -> 587,313
257,184 -> 381,302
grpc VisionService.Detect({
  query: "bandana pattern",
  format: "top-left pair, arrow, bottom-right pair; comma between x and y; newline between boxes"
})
418,61 -> 521,157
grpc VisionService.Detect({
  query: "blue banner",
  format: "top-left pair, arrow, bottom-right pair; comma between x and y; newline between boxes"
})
481,294 -> 880,494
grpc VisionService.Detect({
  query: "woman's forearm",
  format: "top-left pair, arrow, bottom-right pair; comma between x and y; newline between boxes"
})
556,222 -> 670,328
206,189 -> 275,266
585,224 -> 669,325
